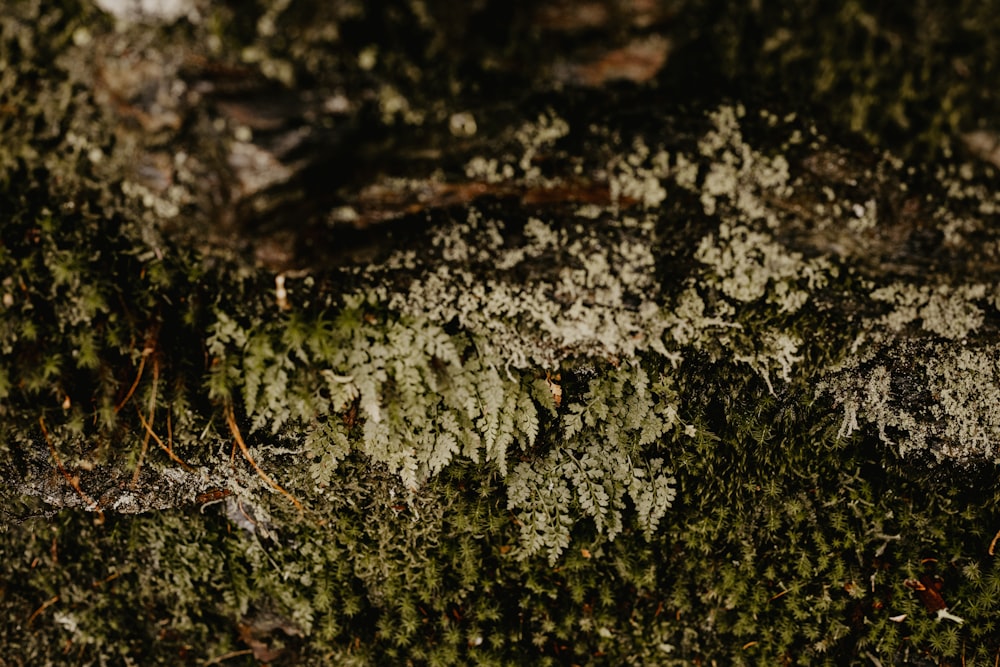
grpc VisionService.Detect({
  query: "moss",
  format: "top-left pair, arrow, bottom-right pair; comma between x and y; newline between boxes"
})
676,0 -> 1000,160
5,389 -> 1000,664
4,1 -> 1000,664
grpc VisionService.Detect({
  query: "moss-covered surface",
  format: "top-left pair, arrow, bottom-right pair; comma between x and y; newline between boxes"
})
3,0 -> 1000,664
5,412 -> 1000,665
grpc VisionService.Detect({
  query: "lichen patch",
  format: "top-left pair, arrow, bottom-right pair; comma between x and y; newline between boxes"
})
374,209 -> 668,368
824,343 -> 1000,462
870,283 -> 988,340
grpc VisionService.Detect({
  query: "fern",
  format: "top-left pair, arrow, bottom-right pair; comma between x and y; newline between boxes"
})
242,332 -> 293,433
630,457 -> 677,540
276,298 -> 548,489
208,294 -> 676,550
507,457 -> 575,564
506,359 -> 680,559
305,419 -> 351,489
564,443 -> 620,535
514,383 -> 541,447
204,311 -> 250,402
469,358 -> 507,466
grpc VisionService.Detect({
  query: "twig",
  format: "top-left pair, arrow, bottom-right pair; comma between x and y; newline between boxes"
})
989,527 -> 1000,556
167,409 -> 175,462
39,417 -> 103,521
225,405 -> 303,512
137,409 -> 192,470
92,571 -> 121,588
135,379 -> 193,471
131,355 -> 159,486
27,595 -> 59,627
202,649 -> 254,665
115,347 -> 152,412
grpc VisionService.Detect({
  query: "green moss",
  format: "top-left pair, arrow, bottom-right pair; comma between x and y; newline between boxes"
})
679,0 -> 1000,159
4,1 -> 1000,664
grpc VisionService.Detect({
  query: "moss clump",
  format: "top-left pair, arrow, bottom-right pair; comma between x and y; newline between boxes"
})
4,1 -> 1000,664
4,389 -> 1000,665
673,0 -> 1000,159
5,95 -> 1000,663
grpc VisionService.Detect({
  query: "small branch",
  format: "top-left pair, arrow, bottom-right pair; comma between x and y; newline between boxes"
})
136,406 -> 193,471
131,354 -> 195,473
115,347 -> 152,413
92,571 -> 121,588
39,417 -> 104,522
26,595 -> 59,627
131,355 -> 159,487
225,405 -> 303,512
989,527 -> 1000,556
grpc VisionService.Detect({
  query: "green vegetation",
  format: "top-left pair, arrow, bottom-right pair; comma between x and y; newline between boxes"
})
4,375 -> 1000,664
4,102 -> 1000,663
3,0 -> 1000,664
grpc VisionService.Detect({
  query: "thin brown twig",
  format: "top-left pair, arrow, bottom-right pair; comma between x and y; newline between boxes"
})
225,405 -> 303,512
202,649 -> 254,665
27,595 -> 59,627
136,407 -> 192,471
39,417 -> 103,522
92,571 -> 121,588
131,355 -> 159,487
989,527 -> 1000,556
115,348 -> 151,413
167,408 -> 174,459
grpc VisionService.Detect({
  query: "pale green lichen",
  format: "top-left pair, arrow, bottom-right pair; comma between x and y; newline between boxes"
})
377,83 -> 425,125
927,348 -> 1000,461
463,155 -> 515,184
846,198 -> 878,233
820,252 -> 1000,461
376,208 -> 670,368
690,104 -> 793,221
514,111 -> 570,179
870,283 -> 988,340
635,104 -> 841,392
449,101 -> 839,397
827,343 -> 1000,462
465,110 -> 569,185
693,221 -> 833,310
732,330 -> 804,395
662,286 -> 736,350
608,137 -> 670,208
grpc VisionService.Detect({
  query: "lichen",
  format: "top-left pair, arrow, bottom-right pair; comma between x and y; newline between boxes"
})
690,104 -> 794,221
694,221 -> 833,310
465,110 -> 570,185
822,341 -> 1000,462
374,207 -> 670,369
870,283 -> 988,340
608,137 -> 670,207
